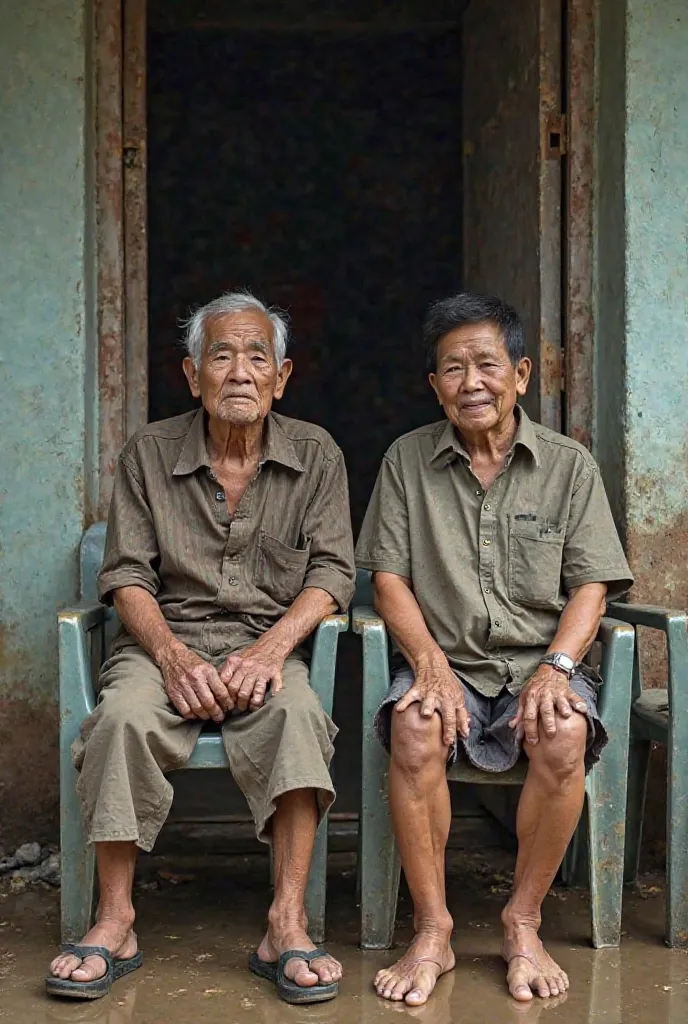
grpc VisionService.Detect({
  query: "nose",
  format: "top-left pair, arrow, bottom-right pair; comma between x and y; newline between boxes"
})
461,363 -> 482,391
227,353 -> 252,383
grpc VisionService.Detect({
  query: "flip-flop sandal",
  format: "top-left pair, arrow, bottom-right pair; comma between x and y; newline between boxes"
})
249,948 -> 339,1004
45,943 -> 143,1000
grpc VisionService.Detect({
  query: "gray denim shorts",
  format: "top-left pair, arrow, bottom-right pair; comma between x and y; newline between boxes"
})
375,663 -> 608,775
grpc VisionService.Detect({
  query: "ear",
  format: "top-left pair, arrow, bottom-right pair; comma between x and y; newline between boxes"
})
273,358 -> 293,400
182,356 -> 201,399
428,372 -> 442,404
515,357 -> 532,396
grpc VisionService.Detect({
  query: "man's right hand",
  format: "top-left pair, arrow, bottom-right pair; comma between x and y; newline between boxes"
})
396,646 -> 471,746
158,641 -> 230,723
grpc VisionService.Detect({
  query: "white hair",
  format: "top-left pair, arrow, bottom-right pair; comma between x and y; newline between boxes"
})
181,290 -> 289,367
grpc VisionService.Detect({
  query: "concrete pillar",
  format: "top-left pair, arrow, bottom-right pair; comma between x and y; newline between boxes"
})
0,0 -> 95,843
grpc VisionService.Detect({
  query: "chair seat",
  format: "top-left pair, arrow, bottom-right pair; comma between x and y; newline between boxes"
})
448,758 -> 527,785
632,688 -> 669,743
187,731 -> 230,769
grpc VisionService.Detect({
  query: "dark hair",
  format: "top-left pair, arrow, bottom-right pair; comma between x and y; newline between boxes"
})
423,292 -> 525,372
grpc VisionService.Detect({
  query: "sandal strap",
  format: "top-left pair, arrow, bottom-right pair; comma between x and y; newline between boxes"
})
60,944 -> 115,971
277,948 -> 333,974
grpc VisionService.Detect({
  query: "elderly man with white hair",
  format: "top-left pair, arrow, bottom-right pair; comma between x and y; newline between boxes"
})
47,292 -> 355,1004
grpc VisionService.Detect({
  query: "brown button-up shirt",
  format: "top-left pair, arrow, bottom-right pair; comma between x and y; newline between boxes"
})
98,409 -> 355,638
355,408 -> 633,696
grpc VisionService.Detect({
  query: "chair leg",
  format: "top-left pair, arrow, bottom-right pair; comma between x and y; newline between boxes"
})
60,763 -> 95,942
305,817 -> 328,945
587,755 -> 627,948
667,634 -> 688,946
360,748 -> 401,950
624,735 -> 650,885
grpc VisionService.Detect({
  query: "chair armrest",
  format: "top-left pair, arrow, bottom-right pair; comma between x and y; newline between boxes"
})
594,616 -> 635,722
607,602 -> 688,632
351,605 -> 385,634
309,613 -> 349,717
58,602 -> 105,733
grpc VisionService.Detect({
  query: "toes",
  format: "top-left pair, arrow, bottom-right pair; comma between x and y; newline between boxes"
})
535,975 -> 551,999
406,986 -> 430,1006
508,969 -> 534,1002
311,957 -> 341,985
389,977 -> 413,1002
285,959 -> 318,988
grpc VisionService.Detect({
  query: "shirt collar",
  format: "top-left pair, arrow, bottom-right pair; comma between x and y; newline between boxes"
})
430,405 -> 540,469
172,408 -> 304,476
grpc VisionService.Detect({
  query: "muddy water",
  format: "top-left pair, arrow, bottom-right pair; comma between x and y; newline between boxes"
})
0,852 -> 685,1023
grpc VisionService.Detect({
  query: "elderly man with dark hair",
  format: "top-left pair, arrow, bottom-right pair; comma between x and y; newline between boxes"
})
356,292 -> 633,1006
47,292 -> 354,1004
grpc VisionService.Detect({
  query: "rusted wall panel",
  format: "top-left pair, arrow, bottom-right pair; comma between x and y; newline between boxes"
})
96,0 -> 125,516
565,0 -> 595,449
463,0 -> 562,430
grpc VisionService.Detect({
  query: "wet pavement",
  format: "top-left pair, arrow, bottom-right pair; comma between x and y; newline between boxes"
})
0,850 -> 686,1023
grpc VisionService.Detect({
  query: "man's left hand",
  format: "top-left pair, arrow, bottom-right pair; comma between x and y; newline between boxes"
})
219,642 -> 286,712
509,664 -> 587,745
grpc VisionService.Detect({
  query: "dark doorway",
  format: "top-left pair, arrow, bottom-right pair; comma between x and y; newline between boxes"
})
147,8 -> 463,531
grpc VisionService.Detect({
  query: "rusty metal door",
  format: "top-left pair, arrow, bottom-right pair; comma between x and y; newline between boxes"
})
462,0 -> 563,430
96,0 -> 148,516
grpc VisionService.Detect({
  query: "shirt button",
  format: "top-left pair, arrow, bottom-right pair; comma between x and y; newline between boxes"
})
216,491 -> 225,501
484,587 -> 492,594
229,577 -> 238,586
484,503 -> 492,511
475,490 -> 482,496
494,619 -> 501,627
482,538 -> 491,546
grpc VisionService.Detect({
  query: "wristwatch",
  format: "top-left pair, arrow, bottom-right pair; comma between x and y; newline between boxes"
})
539,652 -> 576,678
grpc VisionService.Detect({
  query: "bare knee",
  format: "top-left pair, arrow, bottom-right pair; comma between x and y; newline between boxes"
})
391,704 -> 446,776
527,712 -> 587,784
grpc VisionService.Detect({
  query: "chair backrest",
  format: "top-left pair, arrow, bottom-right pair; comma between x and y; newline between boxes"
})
80,522 -> 107,601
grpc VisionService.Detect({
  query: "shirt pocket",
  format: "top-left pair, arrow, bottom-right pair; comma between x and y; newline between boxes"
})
256,531 -> 310,606
508,516 -> 565,609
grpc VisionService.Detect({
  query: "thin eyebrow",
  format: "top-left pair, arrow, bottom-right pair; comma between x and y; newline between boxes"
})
207,338 -> 270,356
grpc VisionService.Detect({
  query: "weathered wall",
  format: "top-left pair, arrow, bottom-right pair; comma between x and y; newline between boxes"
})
0,0 -> 94,844
596,0 -> 688,609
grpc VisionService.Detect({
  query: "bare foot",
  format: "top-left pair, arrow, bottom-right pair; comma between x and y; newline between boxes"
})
502,924 -> 569,1002
374,930 -> 455,1006
49,918 -> 137,984
256,914 -> 342,989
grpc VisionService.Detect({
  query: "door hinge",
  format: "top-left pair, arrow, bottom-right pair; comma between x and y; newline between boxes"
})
544,113 -> 567,159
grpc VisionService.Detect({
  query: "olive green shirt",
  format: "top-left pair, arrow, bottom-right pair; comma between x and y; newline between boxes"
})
99,409 -> 356,636
355,408 -> 633,696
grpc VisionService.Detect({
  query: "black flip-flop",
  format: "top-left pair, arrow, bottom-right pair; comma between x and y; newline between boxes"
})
45,943 -> 143,1000
249,948 -> 339,1004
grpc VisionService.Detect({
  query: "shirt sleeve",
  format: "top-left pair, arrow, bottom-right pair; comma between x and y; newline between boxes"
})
562,461 -> 634,599
301,450 -> 356,612
355,453 -> 411,579
97,453 -> 161,605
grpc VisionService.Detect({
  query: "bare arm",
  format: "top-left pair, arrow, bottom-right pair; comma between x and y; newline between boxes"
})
220,587 -> 337,712
113,586 -> 227,722
372,571 -> 470,744
511,582 -> 608,743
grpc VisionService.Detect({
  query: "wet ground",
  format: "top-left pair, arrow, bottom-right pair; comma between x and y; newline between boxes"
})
0,850 -> 685,1023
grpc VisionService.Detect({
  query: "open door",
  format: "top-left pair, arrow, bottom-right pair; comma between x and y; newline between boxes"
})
462,0 -> 563,430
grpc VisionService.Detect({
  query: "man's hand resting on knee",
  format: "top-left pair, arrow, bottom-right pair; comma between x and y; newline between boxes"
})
219,640 -> 286,713
396,646 -> 471,747
509,664 -> 587,745
158,641 -> 230,722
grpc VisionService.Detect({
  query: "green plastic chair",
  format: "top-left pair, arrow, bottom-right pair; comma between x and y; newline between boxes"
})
606,601 -> 688,947
353,569 -> 635,950
58,522 -> 348,944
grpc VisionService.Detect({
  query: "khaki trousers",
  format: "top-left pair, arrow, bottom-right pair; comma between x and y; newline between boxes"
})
72,627 -> 337,851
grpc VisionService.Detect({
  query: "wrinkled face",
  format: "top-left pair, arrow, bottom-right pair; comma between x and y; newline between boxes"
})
429,322 -> 531,435
183,309 -> 292,425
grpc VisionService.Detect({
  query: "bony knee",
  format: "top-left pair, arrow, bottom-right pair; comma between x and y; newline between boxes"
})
539,715 -> 587,781
391,704 -> 445,775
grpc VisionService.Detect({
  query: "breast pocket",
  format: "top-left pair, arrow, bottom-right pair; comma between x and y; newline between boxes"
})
508,516 -> 565,609
256,531 -> 310,606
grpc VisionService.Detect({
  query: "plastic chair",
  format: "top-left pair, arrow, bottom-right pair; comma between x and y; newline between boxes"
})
353,569 -> 635,950
58,523 -> 348,944
606,601 -> 688,947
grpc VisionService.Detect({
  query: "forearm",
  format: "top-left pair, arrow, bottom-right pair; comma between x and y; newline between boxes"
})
252,586 -> 337,659
113,586 -> 181,665
548,583 -> 607,663
373,571 -> 442,669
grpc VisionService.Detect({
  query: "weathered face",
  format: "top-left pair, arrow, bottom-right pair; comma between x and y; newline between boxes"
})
183,309 -> 292,425
428,322 -> 531,435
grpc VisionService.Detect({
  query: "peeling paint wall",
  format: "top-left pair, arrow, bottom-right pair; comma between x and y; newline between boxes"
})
0,0 -> 95,844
